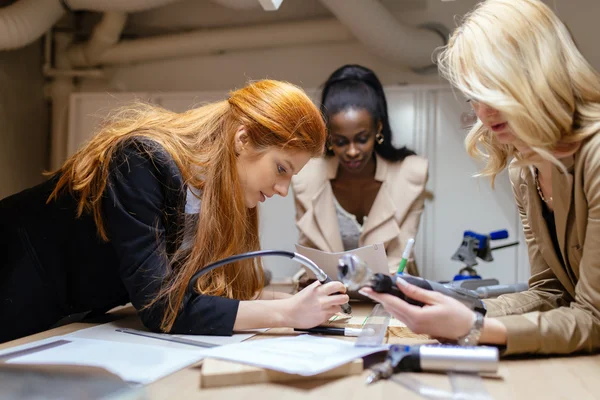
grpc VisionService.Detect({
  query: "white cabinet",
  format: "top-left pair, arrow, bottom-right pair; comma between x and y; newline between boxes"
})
68,86 -> 529,282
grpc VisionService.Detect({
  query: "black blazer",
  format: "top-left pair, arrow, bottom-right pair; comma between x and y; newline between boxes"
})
0,140 -> 239,343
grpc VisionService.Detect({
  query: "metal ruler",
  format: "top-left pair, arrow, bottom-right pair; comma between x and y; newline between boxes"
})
354,304 -> 391,347
391,372 -> 493,400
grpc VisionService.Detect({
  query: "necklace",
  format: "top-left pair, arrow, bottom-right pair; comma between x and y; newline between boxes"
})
534,168 -> 553,203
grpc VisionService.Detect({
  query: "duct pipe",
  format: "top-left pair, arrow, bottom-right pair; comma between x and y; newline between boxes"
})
319,0 -> 446,70
90,18 -> 354,66
210,0 -> 284,11
43,31 -> 104,78
66,12 -> 127,67
210,0 -> 262,9
49,33 -> 75,170
0,0 -> 64,50
258,0 -> 284,11
0,0 -> 183,50
66,0 -> 183,12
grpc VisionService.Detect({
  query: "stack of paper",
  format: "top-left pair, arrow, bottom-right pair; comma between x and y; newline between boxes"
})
0,337 -> 206,384
0,317 -> 266,385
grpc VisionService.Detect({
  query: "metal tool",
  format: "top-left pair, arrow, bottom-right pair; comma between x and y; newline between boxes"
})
474,282 -> 529,299
115,328 -> 219,348
337,254 -> 487,315
451,230 -> 519,281
366,344 -> 499,385
186,250 -> 352,315
354,304 -> 390,347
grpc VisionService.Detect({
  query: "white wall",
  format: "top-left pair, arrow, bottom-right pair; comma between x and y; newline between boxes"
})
546,0 -> 600,70
0,41 -> 48,199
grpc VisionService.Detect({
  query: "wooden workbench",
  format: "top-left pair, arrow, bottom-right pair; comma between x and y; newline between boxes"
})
1,300 -> 599,400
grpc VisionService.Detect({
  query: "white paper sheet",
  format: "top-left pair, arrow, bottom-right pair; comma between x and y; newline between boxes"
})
201,334 -> 388,376
295,243 -> 389,280
2,337 -> 206,384
67,316 -> 266,349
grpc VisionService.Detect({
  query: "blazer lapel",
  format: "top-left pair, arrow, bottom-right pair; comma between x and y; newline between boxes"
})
523,168 -> 574,293
296,157 -> 344,253
361,182 -> 397,242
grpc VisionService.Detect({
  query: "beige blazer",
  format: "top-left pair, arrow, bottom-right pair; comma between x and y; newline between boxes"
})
485,133 -> 600,355
291,153 -> 428,275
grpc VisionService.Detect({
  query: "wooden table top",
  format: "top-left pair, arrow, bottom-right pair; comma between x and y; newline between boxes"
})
1,301 -> 599,400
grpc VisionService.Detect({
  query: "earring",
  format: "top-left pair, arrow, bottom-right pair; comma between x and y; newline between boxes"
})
375,132 -> 384,145
327,145 -> 333,151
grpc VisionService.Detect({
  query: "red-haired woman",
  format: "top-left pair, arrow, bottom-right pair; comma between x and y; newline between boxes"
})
0,80 -> 349,343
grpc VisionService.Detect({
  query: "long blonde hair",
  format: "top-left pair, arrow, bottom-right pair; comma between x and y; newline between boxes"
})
48,80 -> 327,331
436,0 -> 600,185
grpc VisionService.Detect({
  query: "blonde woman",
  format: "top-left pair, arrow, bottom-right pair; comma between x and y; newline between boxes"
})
360,0 -> 600,355
0,80 -> 349,344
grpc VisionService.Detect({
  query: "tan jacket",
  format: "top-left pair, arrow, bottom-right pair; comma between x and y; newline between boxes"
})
291,153 -> 428,275
485,133 -> 600,355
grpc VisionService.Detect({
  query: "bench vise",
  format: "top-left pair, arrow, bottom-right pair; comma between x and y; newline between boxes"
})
451,230 -> 519,280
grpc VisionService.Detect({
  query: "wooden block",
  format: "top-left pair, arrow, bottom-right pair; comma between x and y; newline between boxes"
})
200,357 -> 363,388
327,314 -> 407,328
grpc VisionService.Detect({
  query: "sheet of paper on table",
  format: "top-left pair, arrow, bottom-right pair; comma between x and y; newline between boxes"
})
201,334 -> 389,376
295,242 -> 389,280
0,317 -> 267,384
0,336 -> 207,384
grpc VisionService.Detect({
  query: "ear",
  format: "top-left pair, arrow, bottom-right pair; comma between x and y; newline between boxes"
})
234,126 -> 249,155
377,121 -> 383,134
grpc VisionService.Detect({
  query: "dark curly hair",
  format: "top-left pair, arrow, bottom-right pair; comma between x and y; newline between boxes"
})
320,64 -> 415,162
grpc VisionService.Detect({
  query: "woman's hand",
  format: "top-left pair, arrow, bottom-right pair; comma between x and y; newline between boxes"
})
359,277 -> 475,341
283,280 -> 349,329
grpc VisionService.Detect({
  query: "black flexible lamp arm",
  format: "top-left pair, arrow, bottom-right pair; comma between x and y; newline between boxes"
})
186,250 -> 352,314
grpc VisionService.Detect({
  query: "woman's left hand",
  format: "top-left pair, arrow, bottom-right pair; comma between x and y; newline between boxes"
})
359,277 -> 475,341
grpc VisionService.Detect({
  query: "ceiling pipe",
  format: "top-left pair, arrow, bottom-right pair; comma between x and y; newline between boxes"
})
258,0 -> 284,11
48,32 -> 76,170
0,0 -> 64,50
66,12 -> 127,67
318,0 -> 447,71
209,0 -> 284,11
0,0 -> 183,51
209,0 -> 262,10
64,0 -> 184,12
84,18 -> 354,66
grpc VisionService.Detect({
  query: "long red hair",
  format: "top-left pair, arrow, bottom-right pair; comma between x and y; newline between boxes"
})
49,80 -> 326,331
